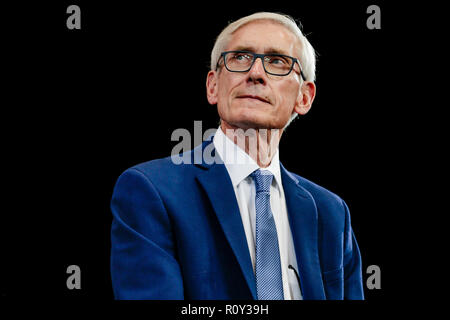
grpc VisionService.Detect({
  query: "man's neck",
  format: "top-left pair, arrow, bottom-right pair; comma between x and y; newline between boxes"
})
220,121 -> 283,168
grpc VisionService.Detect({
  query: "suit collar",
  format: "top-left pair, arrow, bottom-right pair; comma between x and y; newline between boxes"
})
212,126 -> 283,189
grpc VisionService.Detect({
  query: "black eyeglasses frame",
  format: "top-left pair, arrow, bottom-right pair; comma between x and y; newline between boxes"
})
217,50 -> 306,80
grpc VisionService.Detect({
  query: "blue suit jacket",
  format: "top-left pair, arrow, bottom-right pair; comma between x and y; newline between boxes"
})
110,139 -> 364,299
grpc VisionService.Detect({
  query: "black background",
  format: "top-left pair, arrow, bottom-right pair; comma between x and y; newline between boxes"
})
1,0 -> 427,309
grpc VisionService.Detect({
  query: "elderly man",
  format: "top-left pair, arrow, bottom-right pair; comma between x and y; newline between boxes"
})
110,12 -> 364,300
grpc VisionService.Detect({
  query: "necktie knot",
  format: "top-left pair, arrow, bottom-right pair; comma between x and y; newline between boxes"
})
251,169 -> 273,194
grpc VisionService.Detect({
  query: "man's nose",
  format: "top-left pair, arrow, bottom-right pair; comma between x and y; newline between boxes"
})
247,57 -> 266,85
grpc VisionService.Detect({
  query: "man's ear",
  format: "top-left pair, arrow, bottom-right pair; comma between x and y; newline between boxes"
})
206,70 -> 218,105
293,81 -> 316,116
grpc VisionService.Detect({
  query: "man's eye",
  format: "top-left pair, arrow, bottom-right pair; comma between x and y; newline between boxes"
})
268,57 -> 287,65
234,54 -> 251,61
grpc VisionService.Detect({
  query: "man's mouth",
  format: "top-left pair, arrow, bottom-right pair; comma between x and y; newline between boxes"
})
236,95 -> 270,104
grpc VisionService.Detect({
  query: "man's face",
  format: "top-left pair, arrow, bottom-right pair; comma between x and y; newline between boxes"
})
207,20 -> 315,130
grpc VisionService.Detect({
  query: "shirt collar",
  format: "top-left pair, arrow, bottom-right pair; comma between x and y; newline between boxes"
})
213,126 -> 282,188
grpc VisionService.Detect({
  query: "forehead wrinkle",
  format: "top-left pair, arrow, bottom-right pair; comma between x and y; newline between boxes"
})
225,21 -> 303,62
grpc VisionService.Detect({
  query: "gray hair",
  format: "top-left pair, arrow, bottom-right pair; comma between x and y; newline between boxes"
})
210,12 -> 317,127
210,12 -> 316,82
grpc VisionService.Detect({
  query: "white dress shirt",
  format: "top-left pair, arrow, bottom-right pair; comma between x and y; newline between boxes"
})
213,127 -> 302,300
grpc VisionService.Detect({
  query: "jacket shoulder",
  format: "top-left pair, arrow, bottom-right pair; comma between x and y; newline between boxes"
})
124,140 -> 214,181
131,156 -> 175,176
289,172 -> 346,213
119,146 -> 208,188
288,172 -> 351,236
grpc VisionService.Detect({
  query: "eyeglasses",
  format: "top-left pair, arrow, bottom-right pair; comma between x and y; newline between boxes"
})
217,50 -> 306,80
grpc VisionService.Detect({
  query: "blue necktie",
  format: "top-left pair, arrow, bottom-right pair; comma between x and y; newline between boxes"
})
251,169 -> 284,300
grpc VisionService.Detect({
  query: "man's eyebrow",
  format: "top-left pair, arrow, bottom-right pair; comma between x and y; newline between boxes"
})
232,45 -> 257,52
264,47 -> 290,56
231,45 -> 290,56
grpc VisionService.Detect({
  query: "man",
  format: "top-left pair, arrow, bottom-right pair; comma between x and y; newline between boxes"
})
110,12 -> 364,300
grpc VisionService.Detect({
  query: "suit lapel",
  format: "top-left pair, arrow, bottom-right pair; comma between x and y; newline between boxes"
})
195,149 -> 257,299
192,139 -> 325,300
281,164 -> 326,300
